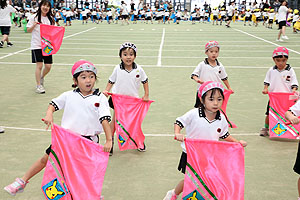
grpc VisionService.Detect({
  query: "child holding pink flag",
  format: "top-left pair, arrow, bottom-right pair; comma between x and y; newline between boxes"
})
4,60 -> 112,198
26,0 -> 54,94
163,81 -> 247,200
285,101 -> 300,200
260,46 -> 298,136
103,42 -> 149,155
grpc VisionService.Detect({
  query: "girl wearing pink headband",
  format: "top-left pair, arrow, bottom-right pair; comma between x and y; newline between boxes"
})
163,81 -> 247,200
4,60 -> 112,199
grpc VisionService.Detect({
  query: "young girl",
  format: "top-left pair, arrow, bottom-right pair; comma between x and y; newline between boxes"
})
285,101 -> 300,200
4,60 -> 112,196
191,41 -> 234,108
26,0 -> 55,94
103,42 -> 149,156
163,81 -> 247,200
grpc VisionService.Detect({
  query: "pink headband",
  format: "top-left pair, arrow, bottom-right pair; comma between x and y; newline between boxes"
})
205,41 -> 220,51
71,60 -> 97,76
272,46 -> 289,58
198,81 -> 224,99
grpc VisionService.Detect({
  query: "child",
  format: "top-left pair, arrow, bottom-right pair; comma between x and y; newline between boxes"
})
103,42 -> 149,156
277,0 -> 289,41
212,7 -> 219,25
163,81 -> 247,200
54,9 -> 61,26
244,8 -> 251,26
293,9 -> 299,33
226,1 -> 235,27
26,0 -> 54,94
285,100 -> 300,200
4,60 -> 112,196
268,9 -> 275,29
260,46 -> 298,136
191,41 -> 234,108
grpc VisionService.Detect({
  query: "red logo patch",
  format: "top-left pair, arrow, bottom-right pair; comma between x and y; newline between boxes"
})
94,103 -> 100,107
217,128 -> 221,133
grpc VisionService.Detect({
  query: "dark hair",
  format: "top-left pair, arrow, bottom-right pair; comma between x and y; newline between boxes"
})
35,0 -> 54,25
119,47 -> 137,57
1,0 -> 7,9
72,71 -> 97,88
198,88 -> 225,110
273,55 -> 288,59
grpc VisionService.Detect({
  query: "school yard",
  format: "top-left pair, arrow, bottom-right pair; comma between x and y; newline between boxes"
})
0,20 -> 300,200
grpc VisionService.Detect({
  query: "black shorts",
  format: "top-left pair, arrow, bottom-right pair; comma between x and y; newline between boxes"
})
178,152 -> 187,174
66,17 -> 71,21
227,16 -> 233,21
146,16 -> 151,20
279,21 -> 286,29
108,96 -> 114,109
269,19 -> 273,24
55,18 -> 61,22
45,135 -> 99,155
122,14 -> 128,19
213,15 -> 218,20
176,17 -> 181,20
294,142 -> 300,175
265,101 -> 270,116
245,16 -> 251,21
82,16 -> 87,20
32,49 -> 53,64
0,26 -> 11,35
108,16 -> 112,20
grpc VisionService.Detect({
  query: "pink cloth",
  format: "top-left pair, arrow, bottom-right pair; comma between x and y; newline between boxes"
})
268,92 -> 300,139
221,89 -> 237,128
182,138 -> 245,200
41,124 -> 109,200
40,24 -> 65,56
110,93 -> 154,151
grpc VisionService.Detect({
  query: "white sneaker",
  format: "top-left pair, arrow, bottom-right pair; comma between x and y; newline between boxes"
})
276,38 -> 284,42
163,189 -> 178,200
259,127 -> 269,136
36,85 -> 45,94
282,35 -> 289,40
0,127 -> 4,133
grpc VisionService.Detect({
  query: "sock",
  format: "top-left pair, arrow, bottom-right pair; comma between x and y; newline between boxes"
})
264,124 -> 269,129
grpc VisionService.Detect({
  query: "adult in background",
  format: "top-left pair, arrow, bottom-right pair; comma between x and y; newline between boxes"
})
0,0 -> 15,48
277,0 -> 289,41
273,0 -> 281,12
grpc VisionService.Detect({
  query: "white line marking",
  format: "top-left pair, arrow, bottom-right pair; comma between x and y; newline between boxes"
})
234,28 -> 300,55
0,27 -> 97,60
157,28 -> 165,67
1,126 -> 258,136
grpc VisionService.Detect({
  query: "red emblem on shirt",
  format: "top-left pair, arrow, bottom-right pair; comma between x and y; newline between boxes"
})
217,128 -> 221,133
136,74 -> 140,78
94,103 -> 100,107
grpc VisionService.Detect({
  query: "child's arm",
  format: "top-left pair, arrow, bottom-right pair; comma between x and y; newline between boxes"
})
285,110 -> 300,125
262,84 -> 269,94
43,104 -> 56,130
101,120 -> 113,152
223,135 -> 247,147
222,79 -> 234,93
102,82 -> 113,97
174,124 -> 184,142
191,75 -> 204,84
142,82 -> 149,101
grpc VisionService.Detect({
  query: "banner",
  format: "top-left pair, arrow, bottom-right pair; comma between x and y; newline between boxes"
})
41,124 -> 109,200
183,138 -> 245,200
40,24 -> 65,56
110,93 -> 154,151
220,89 -> 237,128
268,92 -> 300,139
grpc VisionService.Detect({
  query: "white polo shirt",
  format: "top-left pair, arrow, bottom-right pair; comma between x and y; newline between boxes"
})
0,5 -> 16,26
264,65 -> 298,93
27,14 -> 51,50
191,58 -> 228,89
227,5 -> 234,16
175,107 -> 229,153
50,89 -> 111,136
289,100 -> 300,117
109,63 -> 148,97
278,5 -> 288,22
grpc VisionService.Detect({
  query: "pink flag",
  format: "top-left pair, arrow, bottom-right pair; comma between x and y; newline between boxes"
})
110,93 -> 154,151
183,138 -> 245,200
220,89 -> 237,128
268,92 -> 300,139
40,24 -> 65,56
41,124 -> 109,200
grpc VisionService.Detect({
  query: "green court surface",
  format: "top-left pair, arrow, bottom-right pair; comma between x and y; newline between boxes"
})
0,20 -> 300,200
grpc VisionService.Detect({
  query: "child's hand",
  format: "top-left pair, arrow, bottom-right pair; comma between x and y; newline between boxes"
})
196,79 -> 204,84
103,140 -> 112,152
102,90 -> 109,97
175,133 -> 184,142
239,140 -> 247,147
142,95 -> 149,101
228,88 -> 234,94
290,116 -> 300,125
43,115 -> 53,130
262,88 -> 268,94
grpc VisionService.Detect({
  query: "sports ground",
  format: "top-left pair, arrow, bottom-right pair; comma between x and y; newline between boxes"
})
0,21 -> 300,199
